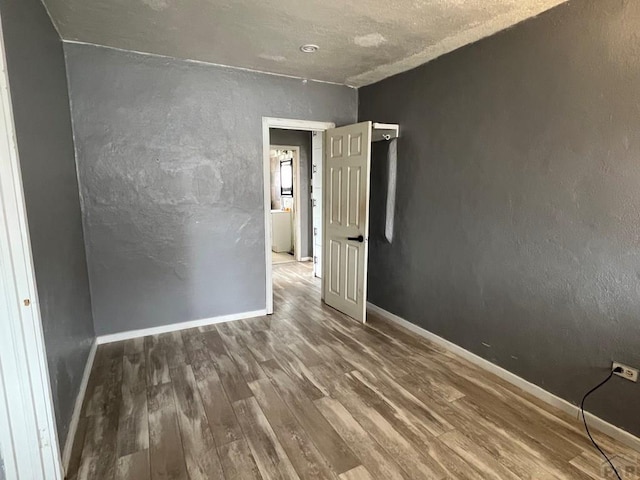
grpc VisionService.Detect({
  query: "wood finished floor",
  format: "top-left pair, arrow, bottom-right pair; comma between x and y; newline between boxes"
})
67,262 -> 640,480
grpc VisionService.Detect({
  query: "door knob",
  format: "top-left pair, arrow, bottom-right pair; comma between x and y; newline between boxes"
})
347,235 -> 364,243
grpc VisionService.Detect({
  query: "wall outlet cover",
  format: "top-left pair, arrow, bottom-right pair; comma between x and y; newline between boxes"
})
612,362 -> 638,382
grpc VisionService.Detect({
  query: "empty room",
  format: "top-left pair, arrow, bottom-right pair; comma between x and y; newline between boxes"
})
1,0 -> 640,479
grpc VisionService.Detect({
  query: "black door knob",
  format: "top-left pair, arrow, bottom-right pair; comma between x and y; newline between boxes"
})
347,235 -> 364,243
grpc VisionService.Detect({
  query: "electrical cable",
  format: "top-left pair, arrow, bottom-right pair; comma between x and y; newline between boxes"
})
580,367 -> 623,480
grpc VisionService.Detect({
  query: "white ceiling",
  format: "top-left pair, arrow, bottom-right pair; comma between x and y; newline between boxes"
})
44,0 -> 567,87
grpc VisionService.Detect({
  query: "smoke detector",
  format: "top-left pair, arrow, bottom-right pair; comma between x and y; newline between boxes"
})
300,44 -> 319,53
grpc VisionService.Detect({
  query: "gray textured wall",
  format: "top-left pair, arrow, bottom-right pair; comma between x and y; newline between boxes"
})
270,129 -> 313,258
0,0 -> 95,446
65,43 -> 357,336
360,0 -> 640,436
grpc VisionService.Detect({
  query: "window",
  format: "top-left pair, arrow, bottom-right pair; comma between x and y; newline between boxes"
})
280,158 -> 293,197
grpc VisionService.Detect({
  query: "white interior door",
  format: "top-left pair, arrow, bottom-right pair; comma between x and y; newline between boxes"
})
323,121 -> 372,323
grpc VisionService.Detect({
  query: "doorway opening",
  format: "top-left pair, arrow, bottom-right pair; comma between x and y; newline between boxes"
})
262,118 -> 335,314
264,118 -> 398,321
269,145 -> 300,266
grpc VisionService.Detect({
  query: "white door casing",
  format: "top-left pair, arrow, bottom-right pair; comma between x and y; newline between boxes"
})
311,131 -> 323,278
262,118 -> 335,314
323,121 -> 372,323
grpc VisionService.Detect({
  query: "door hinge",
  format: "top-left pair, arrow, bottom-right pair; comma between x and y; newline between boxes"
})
312,199 -> 317,207
313,256 -> 318,264
313,164 -> 317,174
39,426 -> 51,449
314,227 -> 318,236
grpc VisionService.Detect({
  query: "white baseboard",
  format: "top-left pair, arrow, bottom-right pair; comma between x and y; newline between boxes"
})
299,257 -> 313,262
96,309 -> 268,345
367,302 -> 640,452
62,339 -> 97,473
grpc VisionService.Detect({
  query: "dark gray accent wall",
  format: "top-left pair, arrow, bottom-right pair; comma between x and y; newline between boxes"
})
270,129 -> 313,258
0,0 -> 95,446
360,0 -> 640,436
64,43 -> 357,336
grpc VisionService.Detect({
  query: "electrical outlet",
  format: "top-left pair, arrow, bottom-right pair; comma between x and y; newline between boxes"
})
612,362 -> 638,382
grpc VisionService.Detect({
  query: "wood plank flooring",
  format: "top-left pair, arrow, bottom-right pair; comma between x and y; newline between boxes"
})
67,261 -> 640,479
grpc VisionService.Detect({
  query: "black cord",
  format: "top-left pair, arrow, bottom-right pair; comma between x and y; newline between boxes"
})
580,369 -> 623,480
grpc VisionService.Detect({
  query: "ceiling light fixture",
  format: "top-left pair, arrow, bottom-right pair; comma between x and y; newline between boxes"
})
300,44 -> 319,53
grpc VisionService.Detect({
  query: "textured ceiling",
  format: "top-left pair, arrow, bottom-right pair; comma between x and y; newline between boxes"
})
44,0 -> 567,86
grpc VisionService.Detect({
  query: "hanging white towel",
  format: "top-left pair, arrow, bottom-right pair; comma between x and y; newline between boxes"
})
385,138 -> 397,243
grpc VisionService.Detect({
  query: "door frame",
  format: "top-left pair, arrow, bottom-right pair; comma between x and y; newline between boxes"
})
262,117 -> 335,314
270,144 -> 302,260
0,17 -> 63,480
311,131 -> 323,277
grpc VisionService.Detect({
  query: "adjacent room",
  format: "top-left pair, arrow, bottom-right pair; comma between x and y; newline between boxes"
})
1,0 -> 639,479
270,146 -> 298,264
268,127 -> 318,268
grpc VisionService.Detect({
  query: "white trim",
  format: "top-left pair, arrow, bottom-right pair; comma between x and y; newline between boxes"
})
61,340 -> 97,473
263,117 -> 338,132
0,16 -> 63,479
62,40 -> 354,88
299,256 -> 313,262
294,147 -> 302,261
0,369 -> 17,480
367,302 -> 640,452
97,309 -> 267,344
310,131 -> 322,279
262,118 -> 335,314
271,145 -> 302,260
